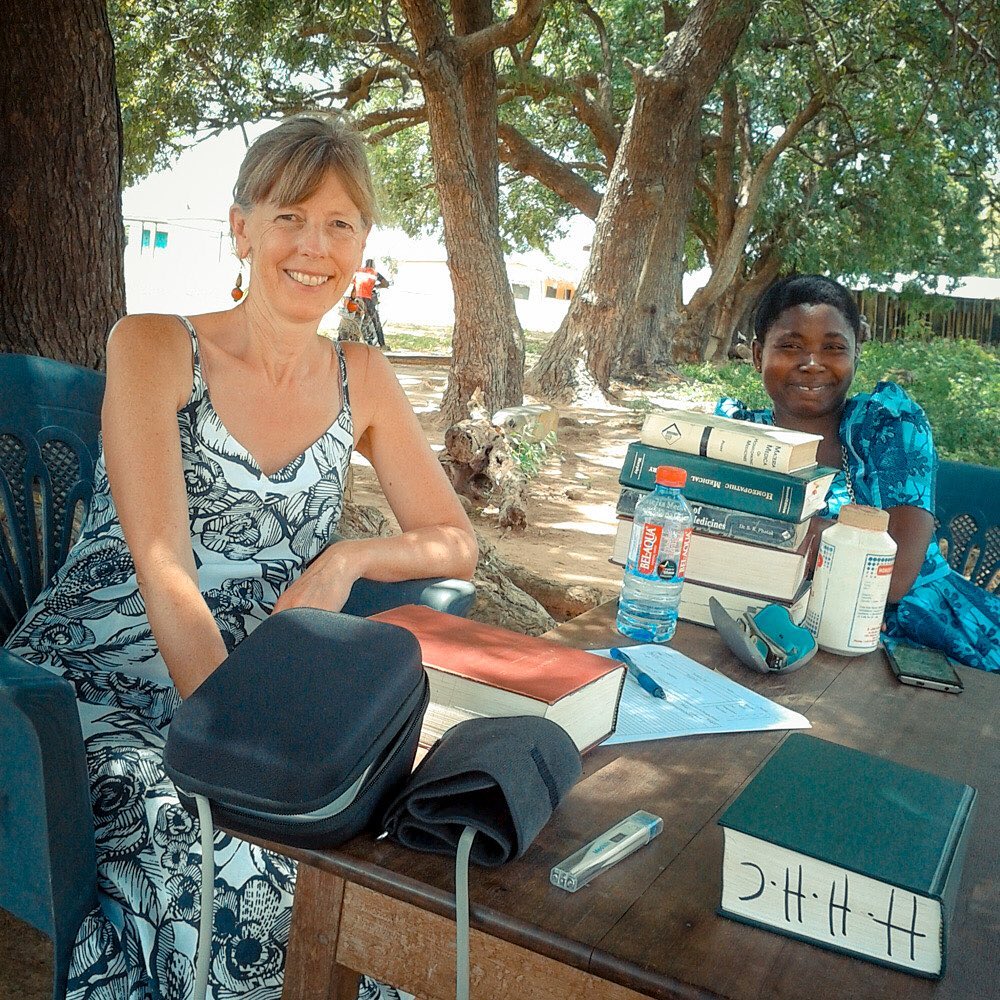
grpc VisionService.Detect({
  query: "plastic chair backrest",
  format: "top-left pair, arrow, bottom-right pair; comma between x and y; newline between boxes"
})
935,459 -> 1000,593
0,354 -> 105,642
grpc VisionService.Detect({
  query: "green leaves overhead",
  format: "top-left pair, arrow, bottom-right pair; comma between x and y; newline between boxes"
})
111,0 -> 997,280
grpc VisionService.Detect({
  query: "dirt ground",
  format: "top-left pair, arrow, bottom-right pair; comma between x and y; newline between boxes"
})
349,357 -> 654,605
0,357 -> 693,997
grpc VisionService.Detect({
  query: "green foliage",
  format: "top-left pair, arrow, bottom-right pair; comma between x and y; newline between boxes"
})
508,430 -> 557,479
691,0 -> 998,294
856,338 -> 1000,467
109,0 -> 998,367
677,337 -> 1000,467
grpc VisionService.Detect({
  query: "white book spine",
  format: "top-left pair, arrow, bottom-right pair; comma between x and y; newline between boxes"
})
640,414 -> 815,474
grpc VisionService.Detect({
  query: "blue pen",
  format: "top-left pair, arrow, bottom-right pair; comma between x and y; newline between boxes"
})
609,647 -> 666,699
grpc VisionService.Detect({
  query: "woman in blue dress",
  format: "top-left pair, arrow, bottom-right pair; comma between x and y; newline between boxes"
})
716,273 -> 998,672
4,114 -> 478,998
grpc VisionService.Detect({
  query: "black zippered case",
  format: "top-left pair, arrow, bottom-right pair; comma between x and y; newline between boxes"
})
163,607 -> 429,848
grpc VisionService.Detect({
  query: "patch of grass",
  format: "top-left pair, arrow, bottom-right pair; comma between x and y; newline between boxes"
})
677,337 -> 1000,467
622,397 -> 658,413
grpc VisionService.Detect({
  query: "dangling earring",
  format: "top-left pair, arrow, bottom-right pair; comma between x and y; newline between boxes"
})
231,269 -> 244,302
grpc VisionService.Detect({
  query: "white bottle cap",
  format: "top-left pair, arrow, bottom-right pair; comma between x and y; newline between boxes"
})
837,503 -> 890,532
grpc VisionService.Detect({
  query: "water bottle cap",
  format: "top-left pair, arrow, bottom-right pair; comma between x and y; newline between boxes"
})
655,466 -> 687,488
837,503 -> 889,531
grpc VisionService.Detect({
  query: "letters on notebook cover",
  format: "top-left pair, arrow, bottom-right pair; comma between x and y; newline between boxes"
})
718,733 -> 976,978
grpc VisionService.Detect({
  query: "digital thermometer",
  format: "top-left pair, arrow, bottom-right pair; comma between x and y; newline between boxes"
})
550,811 -> 663,892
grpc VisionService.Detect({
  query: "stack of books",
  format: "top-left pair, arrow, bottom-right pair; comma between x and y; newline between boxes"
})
613,410 -> 838,625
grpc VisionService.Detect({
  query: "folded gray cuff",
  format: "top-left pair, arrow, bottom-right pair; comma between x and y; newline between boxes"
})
381,716 -> 582,867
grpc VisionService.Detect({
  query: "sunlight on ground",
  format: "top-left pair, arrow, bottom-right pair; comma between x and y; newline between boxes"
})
544,520 -> 617,536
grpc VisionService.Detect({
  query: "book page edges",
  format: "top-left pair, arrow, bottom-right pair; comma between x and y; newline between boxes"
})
420,665 -> 624,752
719,828 -> 944,978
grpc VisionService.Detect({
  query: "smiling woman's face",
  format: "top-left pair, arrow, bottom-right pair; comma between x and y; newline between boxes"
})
230,169 -> 368,325
753,303 -> 858,426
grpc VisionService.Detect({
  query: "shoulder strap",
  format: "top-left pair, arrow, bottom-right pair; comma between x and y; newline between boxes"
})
175,315 -> 206,398
333,341 -> 352,411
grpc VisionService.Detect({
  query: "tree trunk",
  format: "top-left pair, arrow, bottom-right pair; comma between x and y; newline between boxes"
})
527,0 -> 758,401
402,0 -> 525,425
1,0 -> 125,365
675,252 -> 781,361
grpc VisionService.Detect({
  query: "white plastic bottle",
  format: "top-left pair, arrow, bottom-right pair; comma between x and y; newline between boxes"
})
804,504 -> 897,655
616,466 -> 694,643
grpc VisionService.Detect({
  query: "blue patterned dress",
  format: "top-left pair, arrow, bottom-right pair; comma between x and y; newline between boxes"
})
717,382 -> 999,672
4,318 -> 407,999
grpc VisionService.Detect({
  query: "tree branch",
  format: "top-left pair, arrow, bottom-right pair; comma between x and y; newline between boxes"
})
340,65 -> 416,110
454,0 -> 550,64
931,0 -> 998,68
300,23 -> 422,72
661,1 -> 685,33
499,72 -> 620,166
573,0 -> 613,110
714,80 -> 737,252
691,89 -> 827,313
354,105 -> 428,132
497,123 -> 601,218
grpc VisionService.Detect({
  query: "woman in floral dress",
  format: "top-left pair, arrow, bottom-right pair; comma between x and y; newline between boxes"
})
717,273 -> 997,671
4,113 -> 477,998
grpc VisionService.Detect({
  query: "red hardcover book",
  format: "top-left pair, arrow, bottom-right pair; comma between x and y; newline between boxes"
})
370,605 -> 625,752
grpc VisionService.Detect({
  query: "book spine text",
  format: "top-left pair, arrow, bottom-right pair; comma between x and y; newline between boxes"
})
622,444 -> 809,522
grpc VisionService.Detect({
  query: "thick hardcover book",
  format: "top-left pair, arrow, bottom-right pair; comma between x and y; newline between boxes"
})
620,442 -> 836,523
640,410 -> 821,474
678,578 -> 811,626
718,733 -> 977,978
617,487 -> 811,551
610,520 -> 813,600
369,604 -> 626,753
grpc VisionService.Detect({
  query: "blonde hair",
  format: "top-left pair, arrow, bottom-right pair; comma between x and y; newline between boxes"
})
232,114 -> 380,228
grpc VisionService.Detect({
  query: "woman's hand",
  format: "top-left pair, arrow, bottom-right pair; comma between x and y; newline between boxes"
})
273,541 -> 358,614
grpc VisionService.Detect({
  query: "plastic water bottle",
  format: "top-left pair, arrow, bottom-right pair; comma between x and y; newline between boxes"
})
616,466 -> 694,643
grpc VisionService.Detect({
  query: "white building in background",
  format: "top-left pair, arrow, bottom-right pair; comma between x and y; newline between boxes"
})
122,215 -> 590,333
123,216 -> 236,316
377,241 -> 581,333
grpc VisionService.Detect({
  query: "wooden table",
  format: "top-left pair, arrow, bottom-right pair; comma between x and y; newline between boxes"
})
271,602 -> 999,1000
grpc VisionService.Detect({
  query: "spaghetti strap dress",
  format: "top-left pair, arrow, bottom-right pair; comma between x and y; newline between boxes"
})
4,317 -> 408,999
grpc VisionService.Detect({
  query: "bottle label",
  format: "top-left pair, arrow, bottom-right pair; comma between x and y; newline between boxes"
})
631,523 -> 692,580
636,522 -> 662,575
806,538 -> 895,651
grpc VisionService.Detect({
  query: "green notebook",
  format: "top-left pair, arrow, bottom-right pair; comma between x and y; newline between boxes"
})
718,733 -> 976,979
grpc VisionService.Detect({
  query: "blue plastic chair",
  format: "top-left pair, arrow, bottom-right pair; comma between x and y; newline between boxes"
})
935,459 -> 1000,593
0,352 -> 475,1000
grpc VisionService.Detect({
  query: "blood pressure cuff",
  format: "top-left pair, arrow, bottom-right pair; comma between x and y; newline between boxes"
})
163,608 -> 429,849
710,597 -> 817,674
381,716 -> 582,867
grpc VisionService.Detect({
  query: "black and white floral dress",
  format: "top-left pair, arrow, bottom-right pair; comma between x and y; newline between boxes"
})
5,317 -> 404,1000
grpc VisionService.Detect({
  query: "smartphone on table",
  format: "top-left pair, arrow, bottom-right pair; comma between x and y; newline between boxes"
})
883,640 -> 963,694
